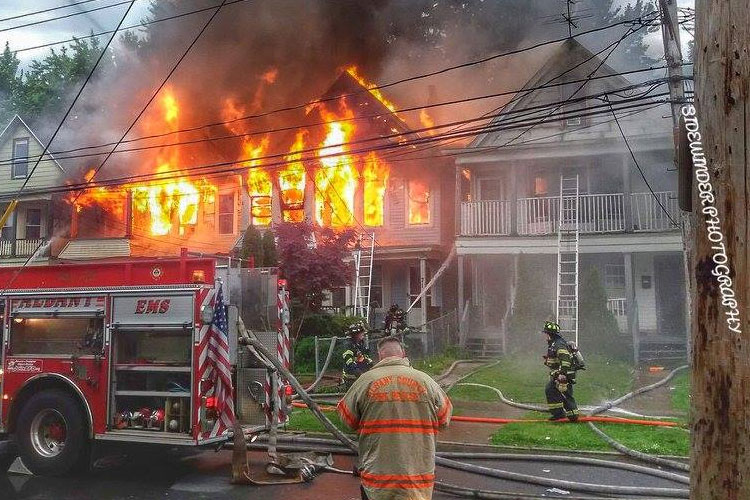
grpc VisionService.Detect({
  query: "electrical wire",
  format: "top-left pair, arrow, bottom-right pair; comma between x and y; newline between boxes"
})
0,0 -> 132,33
0,0 -> 103,24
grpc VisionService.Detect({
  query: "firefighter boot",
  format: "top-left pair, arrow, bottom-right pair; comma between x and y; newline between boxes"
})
545,379 -> 566,420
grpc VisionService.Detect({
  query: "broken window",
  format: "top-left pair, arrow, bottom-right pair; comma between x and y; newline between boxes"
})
407,179 -> 430,225
248,169 -> 272,226
363,153 -> 389,226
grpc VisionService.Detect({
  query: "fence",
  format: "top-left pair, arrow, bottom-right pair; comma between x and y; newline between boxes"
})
311,309 -> 460,378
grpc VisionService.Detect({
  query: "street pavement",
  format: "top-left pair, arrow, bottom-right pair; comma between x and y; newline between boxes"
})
0,446 -> 687,499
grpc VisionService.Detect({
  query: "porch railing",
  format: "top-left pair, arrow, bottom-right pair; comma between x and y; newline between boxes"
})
0,238 -> 46,257
631,191 -> 680,232
460,200 -> 511,236
459,191 -> 679,236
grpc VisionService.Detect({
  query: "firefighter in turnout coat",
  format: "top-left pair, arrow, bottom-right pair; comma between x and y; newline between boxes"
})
542,321 -> 580,421
342,322 -> 374,388
338,337 -> 453,500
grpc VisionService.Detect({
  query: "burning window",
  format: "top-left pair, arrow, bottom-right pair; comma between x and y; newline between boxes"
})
280,131 -> 307,223
363,152 -> 389,226
533,176 -> 548,196
218,193 -> 235,235
316,117 -> 358,228
248,169 -> 272,226
407,179 -> 431,225
25,208 -> 41,239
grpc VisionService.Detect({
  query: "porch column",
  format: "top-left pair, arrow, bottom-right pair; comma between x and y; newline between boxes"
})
510,167 -> 519,235
457,254 -> 465,346
624,252 -> 640,364
622,155 -> 633,232
11,208 -> 18,256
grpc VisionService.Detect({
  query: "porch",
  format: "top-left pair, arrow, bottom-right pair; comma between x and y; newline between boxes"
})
459,191 -> 680,237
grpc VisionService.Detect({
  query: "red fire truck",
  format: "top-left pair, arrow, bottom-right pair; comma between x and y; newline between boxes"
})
0,256 -> 235,476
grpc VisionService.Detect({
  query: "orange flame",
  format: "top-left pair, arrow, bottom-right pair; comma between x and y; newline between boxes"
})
407,179 -> 430,225
363,152 -> 389,226
346,66 -> 398,114
419,109 -> 435,136
279,131 -> 307,222
316,105 -> 358,227
244,137 -> 272,225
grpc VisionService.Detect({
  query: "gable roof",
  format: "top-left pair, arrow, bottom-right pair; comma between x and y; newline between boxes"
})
471,38 -> 633,147
0,114 -> 66,174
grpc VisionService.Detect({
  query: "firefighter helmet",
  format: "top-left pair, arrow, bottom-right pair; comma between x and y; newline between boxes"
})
347,321 -> 367,337
542,321 -> 561,336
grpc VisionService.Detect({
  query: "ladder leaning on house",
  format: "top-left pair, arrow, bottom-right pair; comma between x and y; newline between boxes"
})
556,174 -> 580,345
352,232 -> 375,324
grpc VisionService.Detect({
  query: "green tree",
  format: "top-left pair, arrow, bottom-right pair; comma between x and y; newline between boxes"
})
261,229 -> 277,267
0,42 -> 21,123
579,267 -> 632,362
507,255 -> 556,353
239,224 -> 263,267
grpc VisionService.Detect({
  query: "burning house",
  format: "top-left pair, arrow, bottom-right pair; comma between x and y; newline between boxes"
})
54,67 -> 455,328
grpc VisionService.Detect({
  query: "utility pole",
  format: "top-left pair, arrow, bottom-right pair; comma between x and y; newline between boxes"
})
692,1 -> 750,499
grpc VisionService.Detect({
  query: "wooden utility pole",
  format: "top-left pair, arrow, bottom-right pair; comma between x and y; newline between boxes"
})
692,1 -> 750,498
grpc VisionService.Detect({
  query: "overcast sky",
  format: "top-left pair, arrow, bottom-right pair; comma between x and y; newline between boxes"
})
1,0 -> 695,68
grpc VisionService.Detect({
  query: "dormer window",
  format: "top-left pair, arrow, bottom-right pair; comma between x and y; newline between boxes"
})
12,137 -> 29,179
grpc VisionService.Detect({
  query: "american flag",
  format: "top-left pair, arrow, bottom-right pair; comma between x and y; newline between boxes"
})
201,284 -> 235,436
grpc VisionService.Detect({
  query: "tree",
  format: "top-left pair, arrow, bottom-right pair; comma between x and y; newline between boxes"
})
579,267 -> 631,362
0,42 -> 21,124
275,222 -> 355,335
239,224 -> 263,267
692,1 -> 749,497
507,254 -> 556,353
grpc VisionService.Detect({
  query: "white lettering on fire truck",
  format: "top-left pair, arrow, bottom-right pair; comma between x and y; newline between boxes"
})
134,299 -> 171,314
6,358 -> 43,373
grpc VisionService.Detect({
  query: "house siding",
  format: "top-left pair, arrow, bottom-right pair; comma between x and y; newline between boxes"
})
0,121 -> 64,195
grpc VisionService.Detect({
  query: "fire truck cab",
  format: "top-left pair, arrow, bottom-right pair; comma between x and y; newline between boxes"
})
0,257 -> 231,476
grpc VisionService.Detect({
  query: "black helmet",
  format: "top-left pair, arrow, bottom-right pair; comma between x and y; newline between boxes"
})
542,321 -> 561,336
389,303 -> 400,312
347,322 -> 367,336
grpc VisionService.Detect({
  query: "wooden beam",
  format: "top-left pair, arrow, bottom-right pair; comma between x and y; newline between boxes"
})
692,1 -> 750,497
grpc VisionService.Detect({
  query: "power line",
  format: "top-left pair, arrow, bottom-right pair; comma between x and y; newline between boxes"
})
2,72 -> 681,168
8,0 -> 250,54
2,95 -> 674,202
0,1 -> 137,292
606,97 -> 679,227
0,0 -> 132,34
0,0 -> 103,24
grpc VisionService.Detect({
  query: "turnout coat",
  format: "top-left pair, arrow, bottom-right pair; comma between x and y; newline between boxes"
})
338,357 -> 453,500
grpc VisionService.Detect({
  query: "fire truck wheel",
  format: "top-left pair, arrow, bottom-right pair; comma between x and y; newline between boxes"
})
15,390 -> 90,476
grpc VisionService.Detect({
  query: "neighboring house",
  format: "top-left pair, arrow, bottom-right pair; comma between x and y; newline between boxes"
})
0,115 -> 66,265
452,39 -> 687,362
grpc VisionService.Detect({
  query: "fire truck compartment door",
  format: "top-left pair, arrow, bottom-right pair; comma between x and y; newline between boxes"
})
112,295 -> 194,327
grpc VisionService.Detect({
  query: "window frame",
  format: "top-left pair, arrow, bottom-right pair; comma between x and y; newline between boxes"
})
217,191 -> 236,235
12,137 -> 30,179
405,179 -> 432,226
25,207 -> 42,240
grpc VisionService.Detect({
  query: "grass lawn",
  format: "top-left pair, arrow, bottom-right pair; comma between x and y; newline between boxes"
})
448,354 -> 634,406
286,407 -> 351,434
412,347 -> 467,376
671,371 -> 691,414
490,412 -> 689,456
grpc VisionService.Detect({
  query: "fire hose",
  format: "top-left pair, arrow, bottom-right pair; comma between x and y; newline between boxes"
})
237,322 -> 688,498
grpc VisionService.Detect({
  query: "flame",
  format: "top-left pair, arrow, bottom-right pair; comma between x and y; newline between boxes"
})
407,179 -> 430,225
346,66 -> 398,114
419,109 -> 435,136
363,152 -> 389,226
244,137 -> 272,225
315,105 -> 358,227
279,131 -> 307,222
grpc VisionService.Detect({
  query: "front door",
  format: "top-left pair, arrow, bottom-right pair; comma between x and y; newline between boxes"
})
654,254 -> 686,337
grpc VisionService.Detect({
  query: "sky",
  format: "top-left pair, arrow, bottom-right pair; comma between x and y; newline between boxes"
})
1,0 -> 695,69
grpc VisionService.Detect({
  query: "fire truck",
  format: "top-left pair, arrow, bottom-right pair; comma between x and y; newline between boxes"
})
0,256 -> 242,476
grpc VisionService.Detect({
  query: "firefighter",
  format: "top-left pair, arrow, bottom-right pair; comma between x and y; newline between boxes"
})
542,321 -> 579,422
338,336 -> 452,500
383,303 -> 407,334
342,321 -> 374,388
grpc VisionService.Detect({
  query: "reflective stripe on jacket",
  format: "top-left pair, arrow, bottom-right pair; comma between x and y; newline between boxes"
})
338,357 -> 452,500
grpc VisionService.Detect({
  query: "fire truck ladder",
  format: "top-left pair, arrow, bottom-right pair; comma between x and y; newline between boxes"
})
353,233 -> 375,324
556,174 -> 580,345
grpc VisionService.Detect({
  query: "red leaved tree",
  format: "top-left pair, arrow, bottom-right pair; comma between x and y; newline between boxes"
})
275,222 -> 356,337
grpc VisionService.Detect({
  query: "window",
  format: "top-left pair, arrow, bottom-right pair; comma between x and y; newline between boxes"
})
12,138 -> 29,179
25,208 -> 41,240
11,317 -> 103,355
533,175 -> 548,196
479,178 -> 503,201
407,180 -> 430,225
1,210 -> 14,240
604,264 -> 626,289
218,193 -> 235,234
